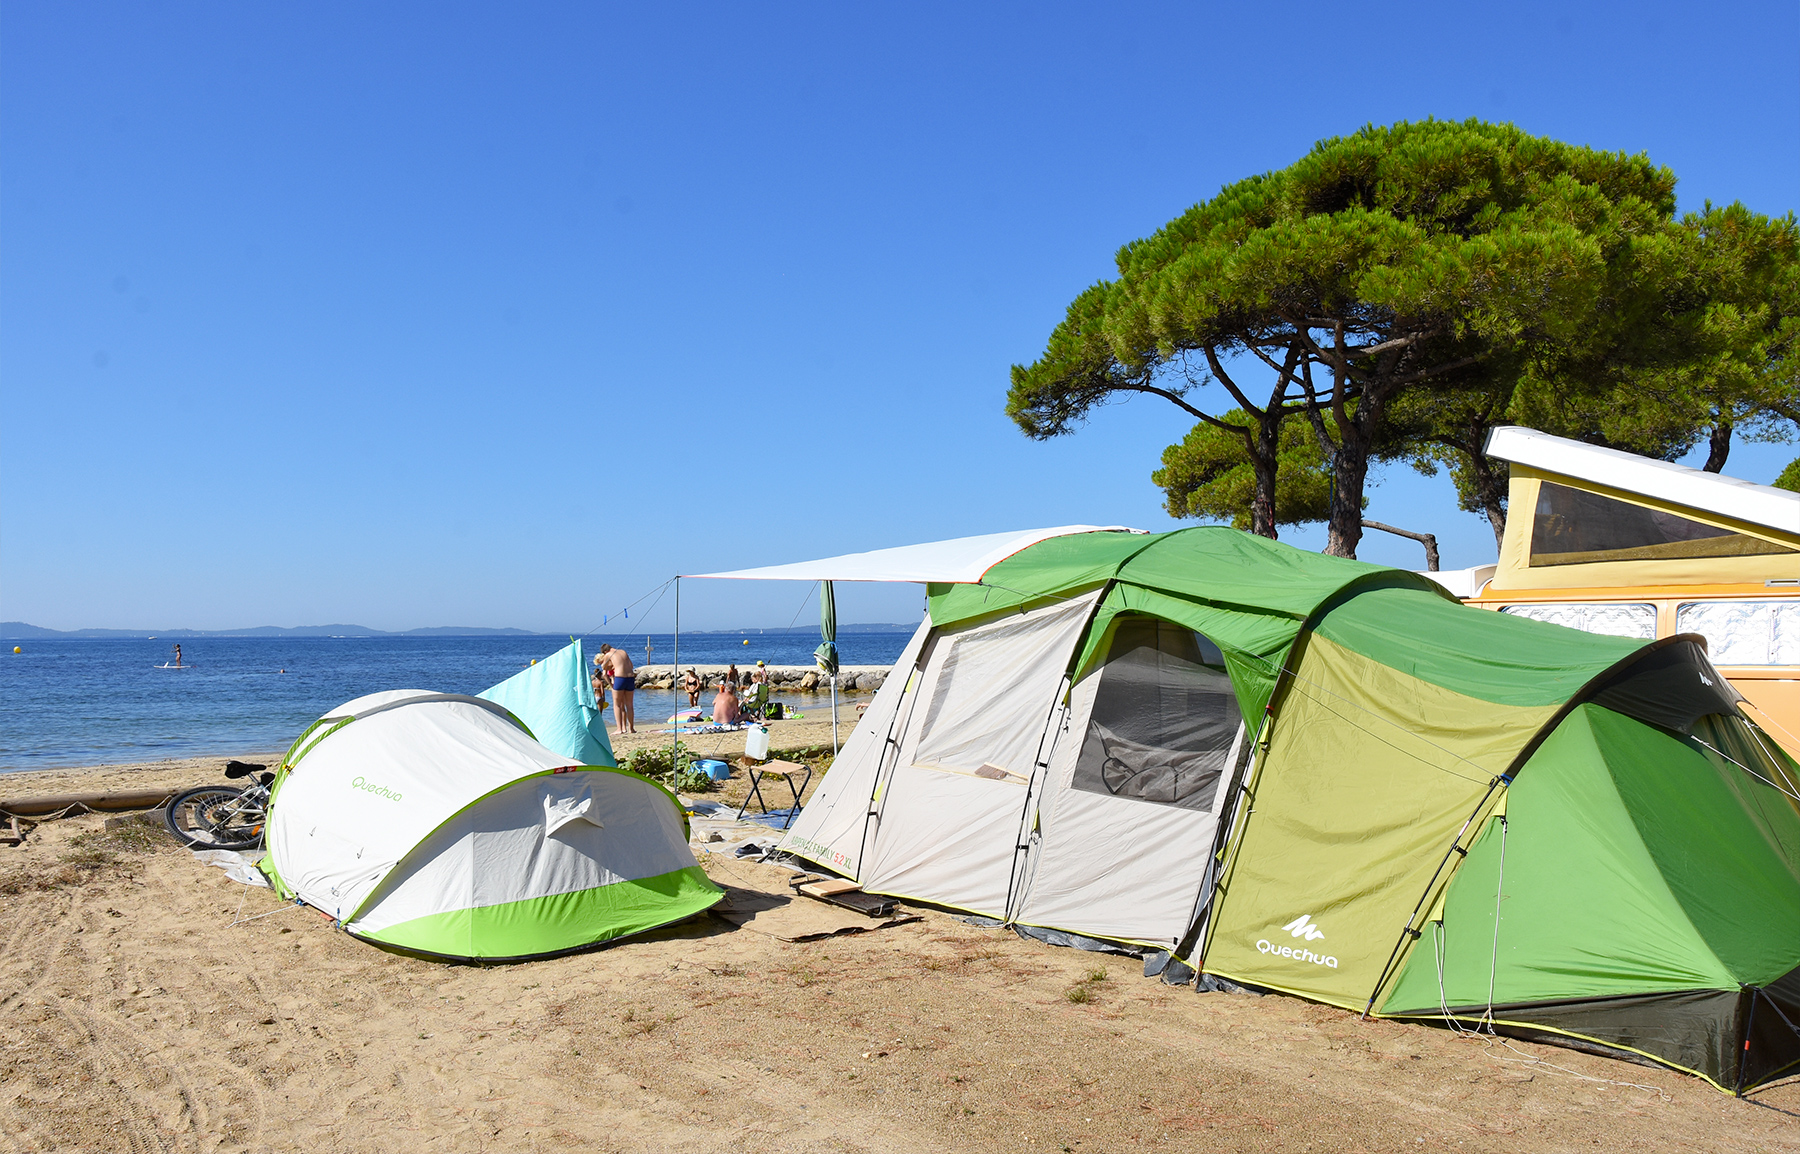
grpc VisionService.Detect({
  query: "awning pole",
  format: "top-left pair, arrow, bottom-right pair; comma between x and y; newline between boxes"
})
672,577 -> 680,781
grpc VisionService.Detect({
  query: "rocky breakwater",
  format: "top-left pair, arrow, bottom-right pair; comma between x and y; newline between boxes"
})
623,664 -> 891,692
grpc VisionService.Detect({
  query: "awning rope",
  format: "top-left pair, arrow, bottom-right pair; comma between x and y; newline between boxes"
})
1691,735 -> 1800,807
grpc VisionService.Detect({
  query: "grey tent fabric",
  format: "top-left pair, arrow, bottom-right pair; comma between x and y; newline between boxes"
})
1071,617 -> 1240,813
1588,639 -> 1745,734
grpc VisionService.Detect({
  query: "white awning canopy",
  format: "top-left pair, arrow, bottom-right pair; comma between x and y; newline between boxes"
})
1484,426 -> 1800,535
684,525 -> 1146,584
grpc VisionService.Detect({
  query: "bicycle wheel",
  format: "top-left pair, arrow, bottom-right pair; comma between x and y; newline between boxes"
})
163,785 -> 265,850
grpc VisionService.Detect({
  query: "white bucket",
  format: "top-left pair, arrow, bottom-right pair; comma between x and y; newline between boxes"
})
744,725 -> 771,761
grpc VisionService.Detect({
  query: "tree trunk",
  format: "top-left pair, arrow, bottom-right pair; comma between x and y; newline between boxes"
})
1704,420 -> 1733,473
1249,417 -> 1280,539
1323,386 -> 1384,558
1465,447 -> 1508,553
1324,442 -> 1369,557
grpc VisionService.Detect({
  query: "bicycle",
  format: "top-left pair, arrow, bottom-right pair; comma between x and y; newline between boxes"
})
163,761 -> 274,851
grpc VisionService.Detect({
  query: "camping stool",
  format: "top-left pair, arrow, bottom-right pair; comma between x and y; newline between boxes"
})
734,757 -> 810,828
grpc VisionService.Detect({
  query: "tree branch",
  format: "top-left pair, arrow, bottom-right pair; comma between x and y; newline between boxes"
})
1202,344 -> 1265,418
1297,356 -> 1339,460
1385,354 -> 1486,387
1362,519 -> 1440,571
1108,381 -> 1216,424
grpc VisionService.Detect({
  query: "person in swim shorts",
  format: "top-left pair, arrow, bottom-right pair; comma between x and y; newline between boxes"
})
598,643 -> 637,734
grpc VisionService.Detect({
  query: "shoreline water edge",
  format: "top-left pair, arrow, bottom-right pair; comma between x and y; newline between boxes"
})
0,632 -> 909,772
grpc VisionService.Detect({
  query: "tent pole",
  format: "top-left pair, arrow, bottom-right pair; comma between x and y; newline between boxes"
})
825,580 -> 839,755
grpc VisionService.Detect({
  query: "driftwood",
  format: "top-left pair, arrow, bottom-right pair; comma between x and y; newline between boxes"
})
0,790 -> 178,818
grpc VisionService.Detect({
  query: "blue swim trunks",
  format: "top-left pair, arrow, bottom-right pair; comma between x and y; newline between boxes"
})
613,676 -> 636,692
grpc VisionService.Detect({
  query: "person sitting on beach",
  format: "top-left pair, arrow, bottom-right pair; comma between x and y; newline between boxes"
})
598,643 -> 637,735
682,667 -> 701,708
745,661 -> 771,719
713,680 -> 742,725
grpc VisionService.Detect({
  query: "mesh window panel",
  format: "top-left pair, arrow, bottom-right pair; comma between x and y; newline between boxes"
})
1501,602 -> 1657,640
1676,600 -> 1800,666
1528,483 -> 1793,566
1071,617 -> 1239,812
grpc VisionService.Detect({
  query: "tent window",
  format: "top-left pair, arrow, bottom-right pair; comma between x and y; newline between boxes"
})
1071,617 -> 1239,812
1676,600 -> 1800,666
913,609 -> 1078,780
1528,483 -> 1793,566
1501,602 -> 1656,640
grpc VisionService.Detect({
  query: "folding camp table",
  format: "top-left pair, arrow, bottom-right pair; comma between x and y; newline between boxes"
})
734,757 -> 811,829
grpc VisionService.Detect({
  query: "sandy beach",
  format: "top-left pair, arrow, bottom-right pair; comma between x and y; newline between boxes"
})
608,688 -> 873,767
0,760 -> 1796,1152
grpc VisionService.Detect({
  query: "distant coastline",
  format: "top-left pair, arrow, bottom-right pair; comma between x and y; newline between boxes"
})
0,620 -> 920,640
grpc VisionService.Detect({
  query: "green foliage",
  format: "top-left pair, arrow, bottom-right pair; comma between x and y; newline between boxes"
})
622,741 -> 713,793
1154,412 -> 1332,529
1776,458 -> 1800,493
1009,118 -> 1795,554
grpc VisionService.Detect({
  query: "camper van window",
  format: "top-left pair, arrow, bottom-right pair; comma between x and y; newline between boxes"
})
1675,600 -> 1800,666
1528,483 -> 1794,566
1500,602 -> 1656,640
1070,617 -> 1238,812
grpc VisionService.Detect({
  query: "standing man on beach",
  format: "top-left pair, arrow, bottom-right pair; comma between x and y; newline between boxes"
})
598,644 -> 636,735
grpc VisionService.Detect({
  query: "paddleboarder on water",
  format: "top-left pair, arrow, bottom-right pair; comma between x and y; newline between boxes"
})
172,644 -> 182,668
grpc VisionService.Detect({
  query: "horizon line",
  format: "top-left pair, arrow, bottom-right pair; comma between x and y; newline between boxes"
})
1,619 -> 920,639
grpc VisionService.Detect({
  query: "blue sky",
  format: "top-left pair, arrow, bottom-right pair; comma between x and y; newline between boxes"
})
3,2 -> 1795,632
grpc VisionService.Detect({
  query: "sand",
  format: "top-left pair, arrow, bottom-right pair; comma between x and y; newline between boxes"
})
2,762 -> 1798,1153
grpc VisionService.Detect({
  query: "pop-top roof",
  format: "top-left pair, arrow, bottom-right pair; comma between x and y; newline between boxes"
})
1484,426 -> 1800,536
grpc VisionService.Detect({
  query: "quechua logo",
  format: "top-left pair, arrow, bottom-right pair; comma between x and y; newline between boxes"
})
1283,914 -> 1325,941
351,776 -> 402,801
1254,914 -> 1338,968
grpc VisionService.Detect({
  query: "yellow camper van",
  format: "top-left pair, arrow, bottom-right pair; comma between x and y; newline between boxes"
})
1451,427 -> 1800,759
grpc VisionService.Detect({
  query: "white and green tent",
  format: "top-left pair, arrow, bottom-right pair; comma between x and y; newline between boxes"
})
261,690 -> 720,962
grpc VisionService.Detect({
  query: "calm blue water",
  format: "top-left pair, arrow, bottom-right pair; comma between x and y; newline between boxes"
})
0,631 -> 909,772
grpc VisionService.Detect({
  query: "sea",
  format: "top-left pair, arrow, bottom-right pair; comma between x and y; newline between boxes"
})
0,630 -> 911,773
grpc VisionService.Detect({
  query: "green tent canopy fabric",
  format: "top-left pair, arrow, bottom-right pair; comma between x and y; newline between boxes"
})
781,525 -> 1800,1092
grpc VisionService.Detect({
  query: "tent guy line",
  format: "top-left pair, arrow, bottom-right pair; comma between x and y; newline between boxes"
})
1693,735 -> 1800,806
577,578 -> 675,642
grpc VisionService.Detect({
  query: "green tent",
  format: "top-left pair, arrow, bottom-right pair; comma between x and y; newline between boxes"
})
778,526 -> 1800,1092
